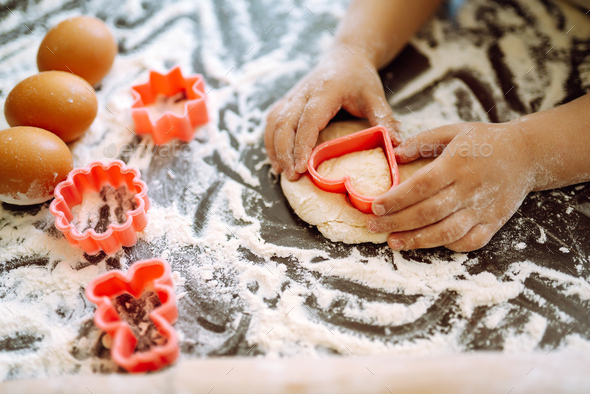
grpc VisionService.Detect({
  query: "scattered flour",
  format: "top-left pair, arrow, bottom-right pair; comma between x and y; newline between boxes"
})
70,186 -> 137,233
484,305 -> 511,329
503,313 -> 548,353
146,92 -> 187,120
536,227 -> 547,244
0,0 -> 589,382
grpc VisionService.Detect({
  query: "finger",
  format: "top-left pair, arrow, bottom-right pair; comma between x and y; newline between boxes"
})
444,223 -> 495,252
264,101 -> 284,173
293,95 -> 342,173
274,97 -> 307,180
387,208 -> 477,250
359,91 -> 402,145
393,123 -> 473,163
393,129 -> 451,163
368,185 -> 462,233
372,159 -> 452,215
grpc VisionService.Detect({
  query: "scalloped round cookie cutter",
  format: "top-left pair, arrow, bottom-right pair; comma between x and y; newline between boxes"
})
85,258 -> 179,373
49,160 -> 150,255
307,125 -> 400,214
131,66 -> 209,145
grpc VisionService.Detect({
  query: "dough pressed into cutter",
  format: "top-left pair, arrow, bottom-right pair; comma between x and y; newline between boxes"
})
317,147 -> 392,198
281,120 -> 432,244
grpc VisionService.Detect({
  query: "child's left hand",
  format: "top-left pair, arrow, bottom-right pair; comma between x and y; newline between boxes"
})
367,121 -> 536,252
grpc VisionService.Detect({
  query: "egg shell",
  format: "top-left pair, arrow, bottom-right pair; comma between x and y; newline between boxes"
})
0,127 -> 74,206
37,16 -> 118,86
4,71 -> 98,143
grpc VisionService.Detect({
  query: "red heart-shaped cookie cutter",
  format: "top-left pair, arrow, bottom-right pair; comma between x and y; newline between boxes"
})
85,259 -> 179,373
307,125 -> 400,214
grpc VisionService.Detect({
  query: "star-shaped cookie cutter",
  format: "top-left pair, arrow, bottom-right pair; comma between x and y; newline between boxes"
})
307,126 -> 400,214
49,160 -> 150,255
131,66 -> 209,145
85,258 -> 179,373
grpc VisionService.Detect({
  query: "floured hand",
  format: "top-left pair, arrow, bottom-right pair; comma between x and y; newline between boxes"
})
264,45 -> 401,181
367,122 -> 535,252
264,0 -> 445,181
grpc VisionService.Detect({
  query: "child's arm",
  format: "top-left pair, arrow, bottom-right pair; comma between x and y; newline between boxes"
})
265,0 -> 442,180
336,0 -> 443,69
518,94 -> 590,191
368,93 -> 590,252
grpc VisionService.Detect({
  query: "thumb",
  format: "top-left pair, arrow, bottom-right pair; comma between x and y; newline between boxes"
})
361,93 -> 403,146
394,123 -> 470,163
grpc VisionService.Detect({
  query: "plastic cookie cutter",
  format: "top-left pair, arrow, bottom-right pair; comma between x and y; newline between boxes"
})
85,258 -> 179,373
131,66 -> 209,145
49,160 -> 150,256
307,125 -> 400,214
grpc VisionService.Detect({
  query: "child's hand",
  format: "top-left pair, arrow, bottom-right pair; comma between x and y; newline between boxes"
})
265,45 -> 401,181
264,0 -> 445,181
367,122 -> 536,252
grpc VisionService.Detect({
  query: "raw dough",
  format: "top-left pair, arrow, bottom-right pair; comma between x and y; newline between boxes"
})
281,120 -> 433,244
317,147 -> 391,197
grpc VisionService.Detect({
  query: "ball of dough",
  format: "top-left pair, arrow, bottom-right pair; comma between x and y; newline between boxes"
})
281,120 -> 433,244
281,120 -> 389,244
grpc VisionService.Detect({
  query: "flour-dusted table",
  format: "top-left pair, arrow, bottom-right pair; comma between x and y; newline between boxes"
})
0,0 -> 589,386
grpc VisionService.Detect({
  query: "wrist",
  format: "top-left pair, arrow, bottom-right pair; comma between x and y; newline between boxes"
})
329,41 -> 380,69
504,118 -> 543,192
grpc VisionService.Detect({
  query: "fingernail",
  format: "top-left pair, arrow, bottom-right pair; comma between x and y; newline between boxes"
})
389,239 -> 404,250
286,168 -> 296,181
373,204 -> 386,216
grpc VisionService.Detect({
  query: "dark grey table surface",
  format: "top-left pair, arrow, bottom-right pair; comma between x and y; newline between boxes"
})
0,0 -> 589,379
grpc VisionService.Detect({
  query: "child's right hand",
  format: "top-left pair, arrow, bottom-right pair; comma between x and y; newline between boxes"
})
265,44 -> 402,181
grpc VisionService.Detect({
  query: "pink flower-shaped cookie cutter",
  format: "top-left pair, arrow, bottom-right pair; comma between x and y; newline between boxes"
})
131,66 -> 209,144
85,258 -> 179,373
307,126 -> 400,214
49,160 -> 150,255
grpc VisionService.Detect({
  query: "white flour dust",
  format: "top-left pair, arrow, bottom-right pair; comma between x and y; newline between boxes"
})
0,0 -> 589,382
146,92 -> 187,120
70,186 -> 137,233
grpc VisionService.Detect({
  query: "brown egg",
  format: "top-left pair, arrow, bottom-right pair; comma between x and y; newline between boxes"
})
0,127 -> 73,205
4,71 -> 98,142
37,16 -> 117,86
